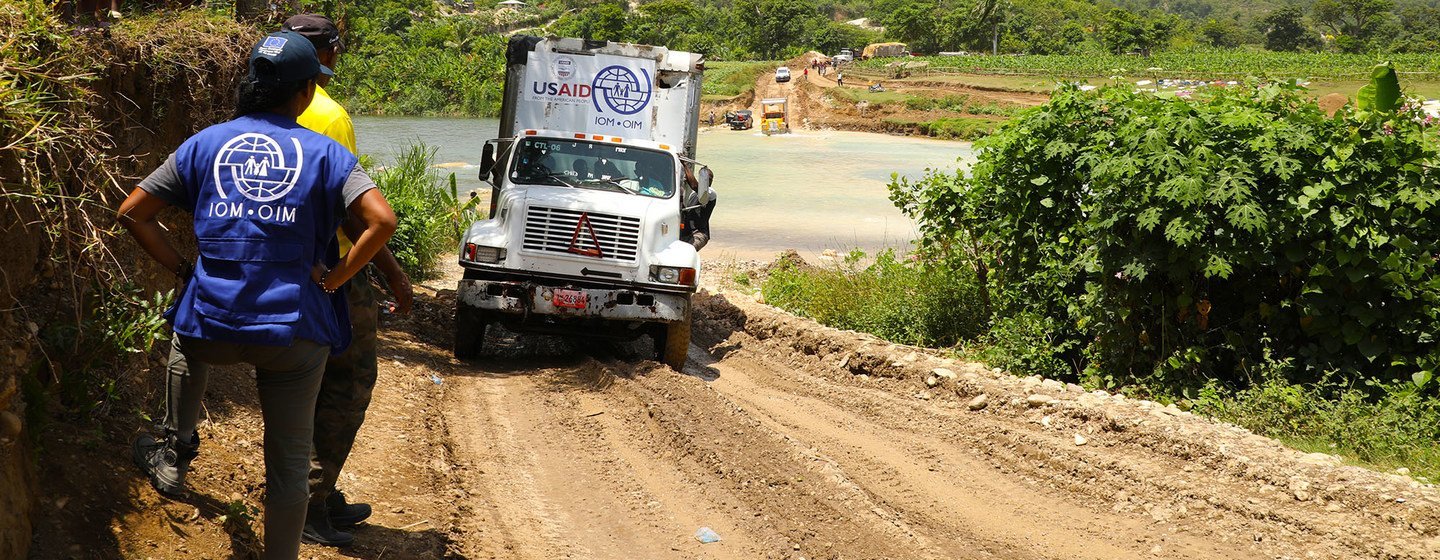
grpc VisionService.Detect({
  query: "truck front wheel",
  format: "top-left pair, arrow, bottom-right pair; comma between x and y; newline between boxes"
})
454,304 -> 489,360
653,317 -> 691,371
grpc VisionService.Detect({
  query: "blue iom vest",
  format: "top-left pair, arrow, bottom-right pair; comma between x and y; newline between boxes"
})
167,112 -> 358,350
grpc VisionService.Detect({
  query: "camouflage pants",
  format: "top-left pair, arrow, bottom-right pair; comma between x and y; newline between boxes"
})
308,269 -> 379,505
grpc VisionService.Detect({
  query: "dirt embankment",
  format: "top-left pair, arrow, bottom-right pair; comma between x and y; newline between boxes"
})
706,52 -> 1049,136
33,258 -> 1440,559
7,13 -> 256,558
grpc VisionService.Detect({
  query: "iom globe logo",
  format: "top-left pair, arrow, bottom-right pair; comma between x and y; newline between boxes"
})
212,132 -> 304,203
591,65 -> 651,116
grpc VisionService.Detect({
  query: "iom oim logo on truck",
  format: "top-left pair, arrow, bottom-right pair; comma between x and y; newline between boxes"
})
592,65 -> 651,119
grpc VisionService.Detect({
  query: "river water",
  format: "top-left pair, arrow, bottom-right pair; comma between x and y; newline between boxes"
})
353,116 -> 973,261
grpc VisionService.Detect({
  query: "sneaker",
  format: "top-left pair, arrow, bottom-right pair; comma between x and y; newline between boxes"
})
326,490 -> 373,527
132,430 -> 199,497
302,501 -> 355,547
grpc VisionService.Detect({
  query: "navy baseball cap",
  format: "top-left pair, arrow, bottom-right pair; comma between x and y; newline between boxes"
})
248,30 -> 333,84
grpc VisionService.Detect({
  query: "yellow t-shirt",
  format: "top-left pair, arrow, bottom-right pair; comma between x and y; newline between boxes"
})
298,85 -> 359,255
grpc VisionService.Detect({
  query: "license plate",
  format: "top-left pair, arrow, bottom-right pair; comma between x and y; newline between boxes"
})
553,289 -> 587,309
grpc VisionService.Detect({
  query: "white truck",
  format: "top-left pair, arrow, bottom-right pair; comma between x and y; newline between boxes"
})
455,36 -> 710,370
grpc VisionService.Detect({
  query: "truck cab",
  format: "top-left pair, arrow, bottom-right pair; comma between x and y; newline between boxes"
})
455,36 -> 708,369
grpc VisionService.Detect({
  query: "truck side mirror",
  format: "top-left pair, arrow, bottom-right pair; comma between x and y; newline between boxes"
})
479,141 -> 497,181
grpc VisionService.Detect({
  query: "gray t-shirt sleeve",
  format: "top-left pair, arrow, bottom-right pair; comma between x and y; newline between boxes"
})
137,152 -> 187,208
342,163 -> 376,211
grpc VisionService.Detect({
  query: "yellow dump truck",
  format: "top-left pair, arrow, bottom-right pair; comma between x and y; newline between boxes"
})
760,98 -> 789,135
862,42 -> 909,59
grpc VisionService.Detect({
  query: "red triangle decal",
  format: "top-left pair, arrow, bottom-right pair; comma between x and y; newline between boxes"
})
568,213 -> 604,258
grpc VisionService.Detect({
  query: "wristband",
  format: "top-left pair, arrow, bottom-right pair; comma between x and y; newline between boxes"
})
319,270 -> 338,294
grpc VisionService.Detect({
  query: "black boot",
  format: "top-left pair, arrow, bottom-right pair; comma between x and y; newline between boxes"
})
132,430 -> 199,497
327,490 -> 373,527
301,501 -> 354,547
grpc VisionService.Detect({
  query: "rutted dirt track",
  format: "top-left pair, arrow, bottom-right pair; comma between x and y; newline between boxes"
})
30,260 -> 1440,559
372,262 -> 1440,560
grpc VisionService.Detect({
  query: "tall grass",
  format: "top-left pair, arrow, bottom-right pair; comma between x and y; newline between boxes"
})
370,143 -> 482,280
761,250 -> 987,348
1193,363 -> 1440,480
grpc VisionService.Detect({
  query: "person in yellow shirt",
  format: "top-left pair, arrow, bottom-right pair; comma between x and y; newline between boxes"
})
284,13 -> 414,548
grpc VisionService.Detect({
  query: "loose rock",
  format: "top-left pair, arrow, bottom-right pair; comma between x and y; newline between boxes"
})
1025,394 -> 1055,408
967,394 -> 989,411
1074,434 -> 1088,446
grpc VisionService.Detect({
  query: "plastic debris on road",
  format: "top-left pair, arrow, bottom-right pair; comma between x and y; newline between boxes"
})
694,527 -> 721,543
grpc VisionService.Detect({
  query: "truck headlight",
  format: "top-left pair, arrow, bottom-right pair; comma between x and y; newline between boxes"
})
463,243 -> 505,264
650,266 -> 696,286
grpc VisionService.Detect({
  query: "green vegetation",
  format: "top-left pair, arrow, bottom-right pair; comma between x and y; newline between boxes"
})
884,117 -> 998,139
759,67 -> 1440,477
310,0 -> 1440,116
317,0 -> 506,116
702,61 -> 779,98
369,143 -> 482,280
761,250 -> 988,348
1193,363 -> 1440,478
858,50 -> 1440,80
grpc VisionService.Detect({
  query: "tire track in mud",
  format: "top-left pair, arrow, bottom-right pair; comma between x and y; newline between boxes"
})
405,275 -> 1440,560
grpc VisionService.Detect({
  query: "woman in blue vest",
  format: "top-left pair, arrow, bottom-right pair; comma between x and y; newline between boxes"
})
116,30 -> 397,559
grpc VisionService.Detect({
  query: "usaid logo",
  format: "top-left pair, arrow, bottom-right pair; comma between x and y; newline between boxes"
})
212,133 -> 304,203
591,65 -> 651,116
554,56 -> 575,79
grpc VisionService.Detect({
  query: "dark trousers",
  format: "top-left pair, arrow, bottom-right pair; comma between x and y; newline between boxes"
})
308,272 -> 380,506
164,335 -> 328,560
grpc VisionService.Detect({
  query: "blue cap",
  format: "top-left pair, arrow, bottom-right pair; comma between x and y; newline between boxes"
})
248,30 -> 334,84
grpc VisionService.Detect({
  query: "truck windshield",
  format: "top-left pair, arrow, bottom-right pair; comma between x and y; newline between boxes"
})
511,137 -> 676,198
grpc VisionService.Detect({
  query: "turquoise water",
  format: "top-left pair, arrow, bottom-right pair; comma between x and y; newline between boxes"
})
353,116 -> 973,260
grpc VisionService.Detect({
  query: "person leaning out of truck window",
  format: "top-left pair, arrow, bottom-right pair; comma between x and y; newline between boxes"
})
682,165 -> 716,250
119,30 -> 397,560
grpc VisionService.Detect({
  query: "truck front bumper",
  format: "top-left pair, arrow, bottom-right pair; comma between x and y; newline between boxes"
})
456,278 -> 689,322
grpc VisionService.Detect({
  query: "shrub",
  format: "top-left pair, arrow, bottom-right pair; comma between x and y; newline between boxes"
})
371,143 -> 479,280
891,73 -> 1440,393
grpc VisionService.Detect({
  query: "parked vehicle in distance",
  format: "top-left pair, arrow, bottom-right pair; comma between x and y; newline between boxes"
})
775,66 -> 791,83
725,109 -> 753,130
455,35 -> 711,370
833,49 -> 854,63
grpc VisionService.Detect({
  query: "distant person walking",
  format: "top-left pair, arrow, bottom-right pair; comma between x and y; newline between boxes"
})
123,30 -> 398,560
803,67 -> 808,81
284,13 -> 415,548
837,72 -> 844,87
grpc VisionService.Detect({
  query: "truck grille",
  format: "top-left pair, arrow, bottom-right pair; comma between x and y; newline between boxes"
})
523,206 -> 642,262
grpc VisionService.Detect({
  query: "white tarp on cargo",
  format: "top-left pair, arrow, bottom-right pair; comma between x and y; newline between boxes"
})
517,48 -> 685,144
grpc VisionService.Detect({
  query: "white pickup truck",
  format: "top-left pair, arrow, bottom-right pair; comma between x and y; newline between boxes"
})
454,36 -> 710,370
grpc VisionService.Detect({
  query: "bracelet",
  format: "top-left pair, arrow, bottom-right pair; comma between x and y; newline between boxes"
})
319,270 -> 337,294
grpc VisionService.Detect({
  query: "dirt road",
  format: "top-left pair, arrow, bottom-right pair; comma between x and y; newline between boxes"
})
326,262 -> 1440,559
27,259 -> 1440,559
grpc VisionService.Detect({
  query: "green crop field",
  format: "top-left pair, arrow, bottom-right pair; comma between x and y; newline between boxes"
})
856,50 -> 1440,81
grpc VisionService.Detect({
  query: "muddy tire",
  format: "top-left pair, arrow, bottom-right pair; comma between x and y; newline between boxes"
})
656,317 -> 690,371
454,304 -> 488,360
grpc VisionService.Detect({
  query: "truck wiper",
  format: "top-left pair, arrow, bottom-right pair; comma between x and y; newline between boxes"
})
539,172 -> 579,188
